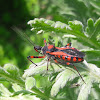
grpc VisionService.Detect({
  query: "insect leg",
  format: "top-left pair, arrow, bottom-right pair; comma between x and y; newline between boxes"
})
53,58 -> 85,83
66,62 -> 86,84
54,59 -> 59,63
47,58 -> 50,71
34,46 -> 42,54
27,56 -> 45,66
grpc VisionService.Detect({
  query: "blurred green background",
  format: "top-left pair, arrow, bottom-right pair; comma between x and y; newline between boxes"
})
0,0 -> 100,70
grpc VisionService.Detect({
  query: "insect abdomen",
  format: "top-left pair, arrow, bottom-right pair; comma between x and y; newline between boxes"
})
55,55 -> 84,63
65,56 -> 84,62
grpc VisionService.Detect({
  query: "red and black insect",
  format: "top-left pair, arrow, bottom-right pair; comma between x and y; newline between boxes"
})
27,39 -> 86,84
13,27 -> 85,83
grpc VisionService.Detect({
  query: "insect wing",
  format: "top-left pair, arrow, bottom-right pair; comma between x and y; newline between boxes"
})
60,48 -> 85,57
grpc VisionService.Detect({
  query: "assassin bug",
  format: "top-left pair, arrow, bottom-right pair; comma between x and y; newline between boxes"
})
13,27 -> 85,84
27,39 -> 86,84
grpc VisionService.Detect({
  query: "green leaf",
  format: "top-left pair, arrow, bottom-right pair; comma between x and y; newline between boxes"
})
94,18 -> 100,38
23,60 -> 65,78
91,87 -> 100,100
86,18 -> 94,37
0,83 -> 12,97
82,61 -> 100,83
12,83 -> 22,92
86,18 -> 100,40
85,50 -> 100,67
23,61 -> 48,78
0,66 -> 10,78
51,68 -> 77,96
25,77 -> 36,90
28,18 -> 100,49
4,63 -> 20,78
25,17 -> 100,99
89,64 -> 100,83
27,18 -> 71,33
0,64 -> 24,87
68,20 -> 84,33
77,77 -> 93,100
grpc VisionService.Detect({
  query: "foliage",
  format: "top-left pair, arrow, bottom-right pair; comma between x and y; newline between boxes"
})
1,0 -> 100,68
0,17 -> 100,99
1,0 -> 100,100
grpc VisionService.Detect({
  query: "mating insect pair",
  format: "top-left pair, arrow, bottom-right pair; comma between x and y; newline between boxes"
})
27,39 -> 86,84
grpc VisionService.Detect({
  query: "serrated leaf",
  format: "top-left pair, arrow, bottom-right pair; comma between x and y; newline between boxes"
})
89,64 -> 100,83
25,77 -> 36,90
68,20 -> 84,32
94,18 -> 100,32
86,18 -> 94,37
86,18 -> 100,40
83,60 -> 100,83
28,18 -> 100,49
23,61 -> 48,78
0,83 -> 12,97
3,63 -> 20,78
28,18 -> 71,34
23,60 -> 65,78
0,65 -> 24,87
51,68 -> 77,96
77,77 -> 93,100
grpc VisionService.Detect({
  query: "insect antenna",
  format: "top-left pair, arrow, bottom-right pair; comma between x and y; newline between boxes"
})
12,26 -> 36,47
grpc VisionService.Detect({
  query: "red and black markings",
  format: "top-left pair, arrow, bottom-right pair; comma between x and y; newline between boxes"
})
47,51 -> 84,63
28,56 -> 45,58
27,39 -> 85,84
27,55 -> 45,66
48,44 -> 54,49
16,29 -> 85,83
57,55 -> 83,62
